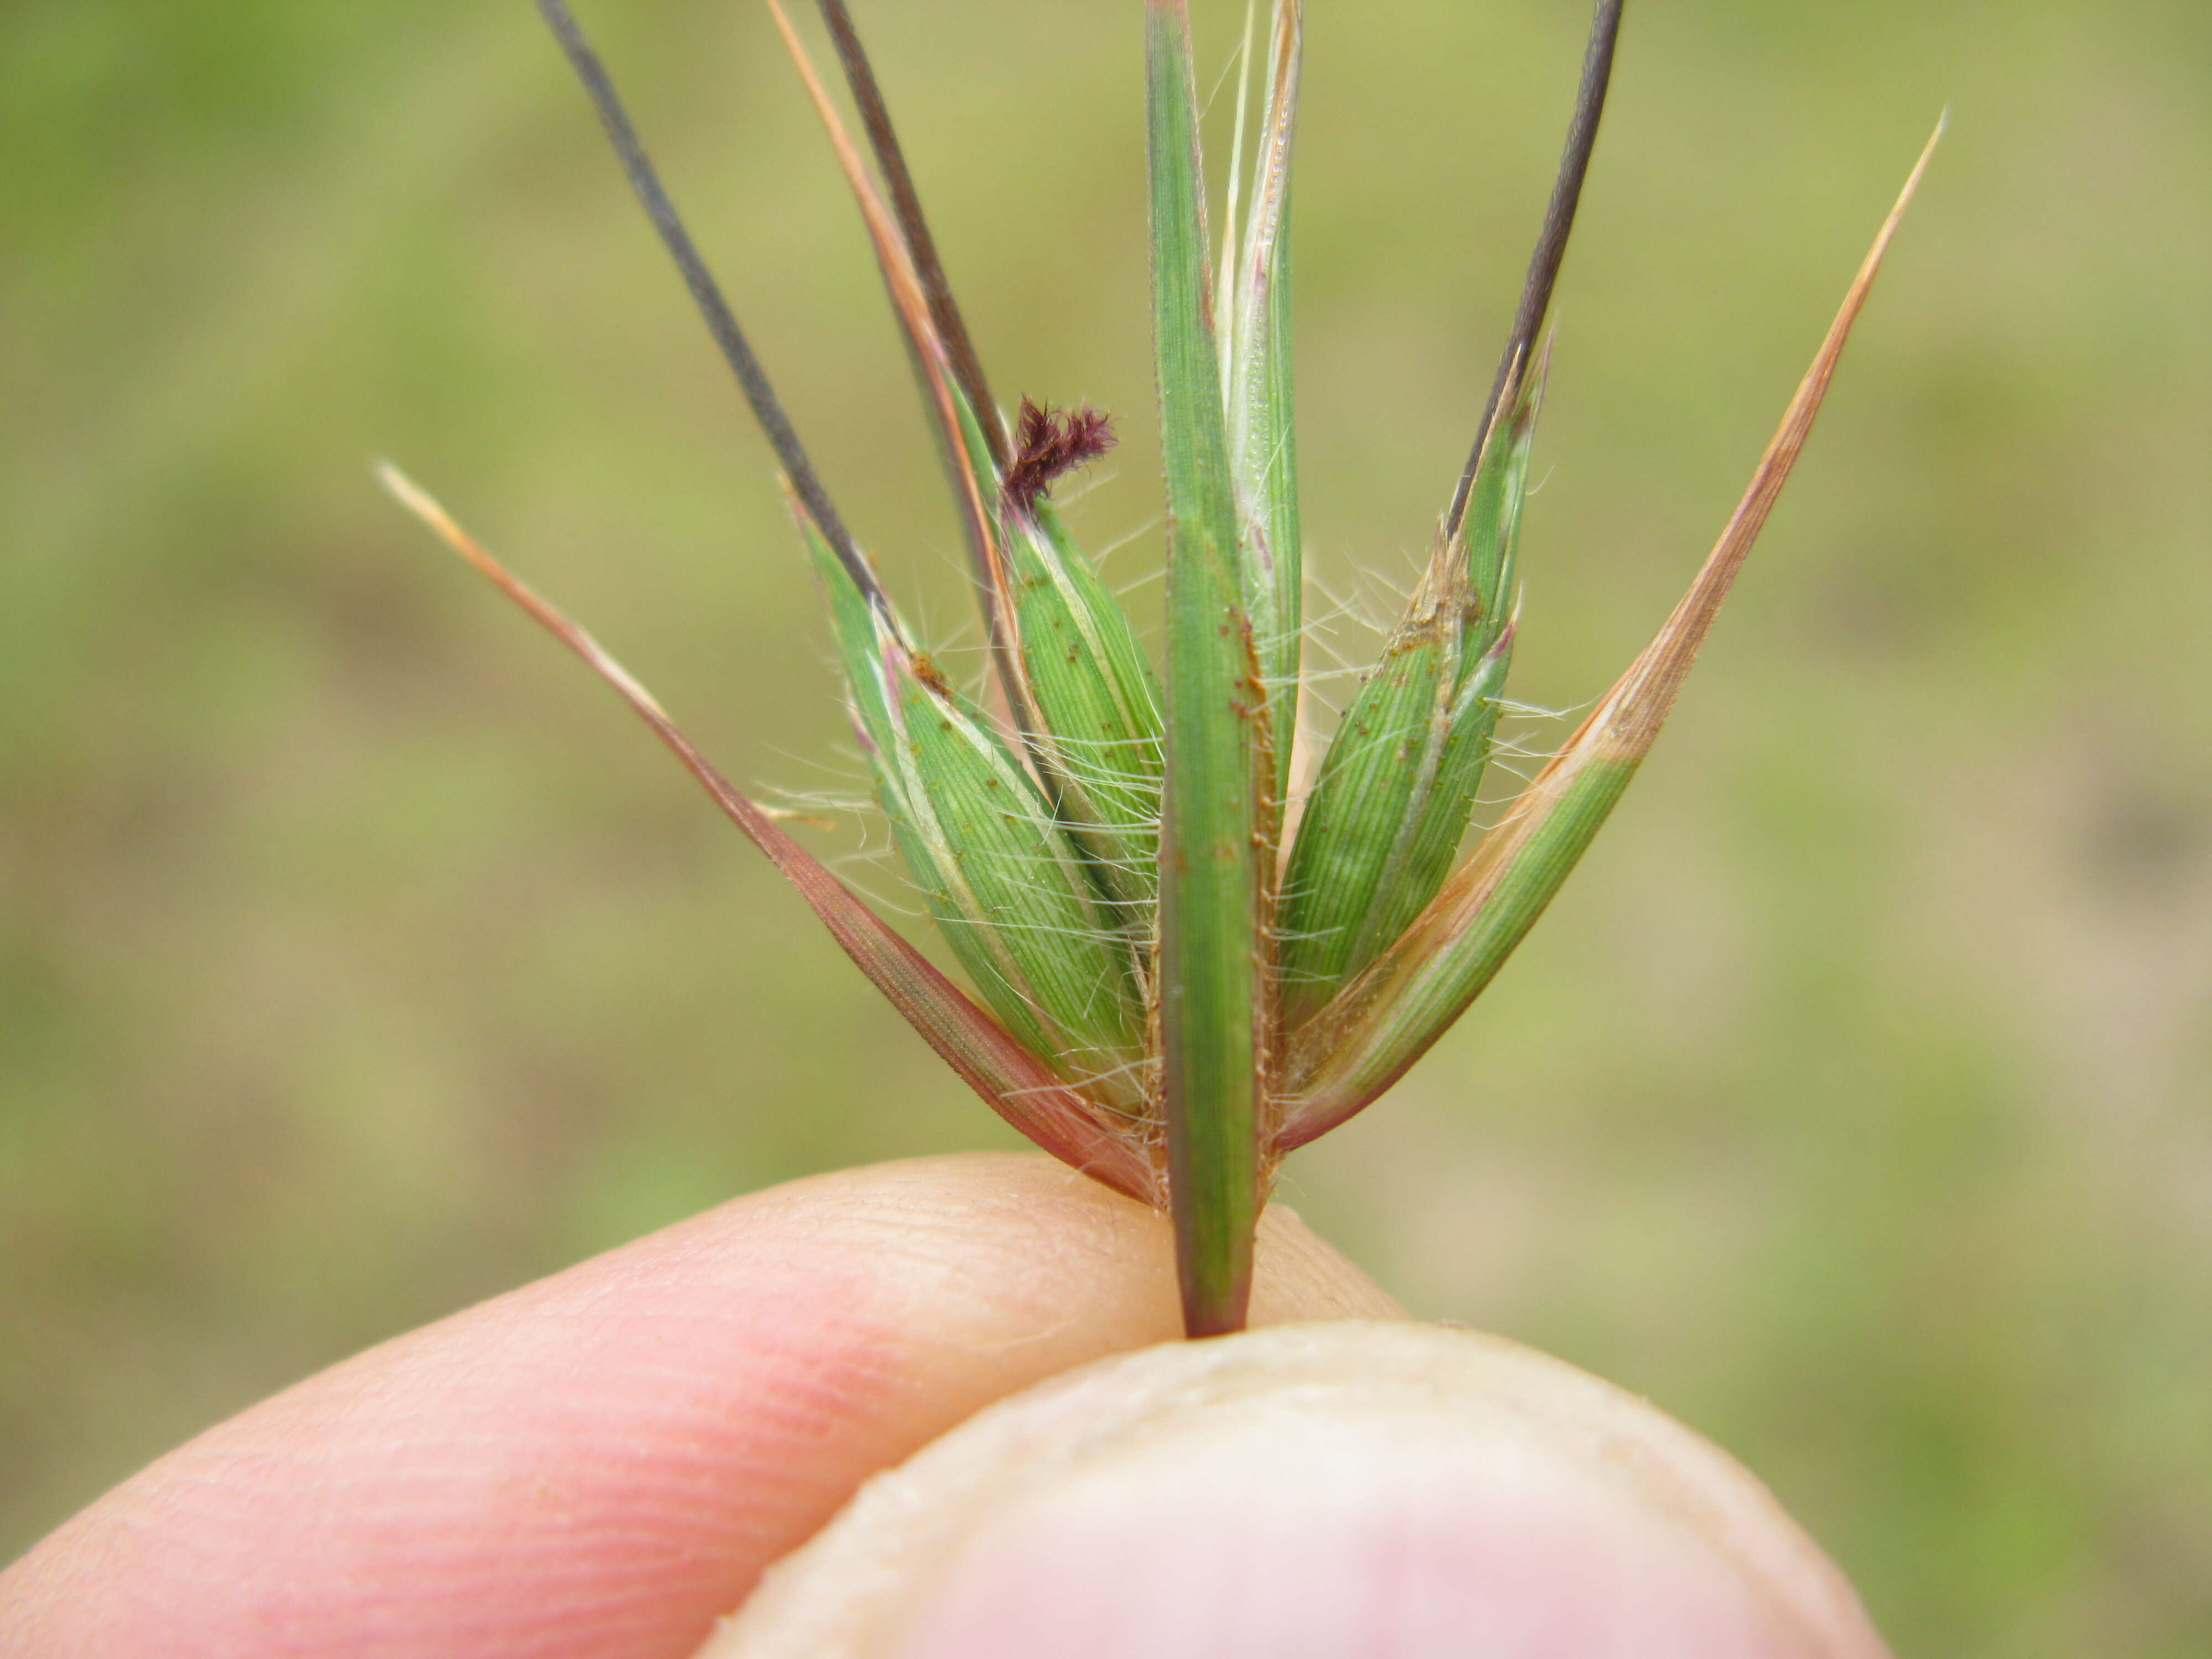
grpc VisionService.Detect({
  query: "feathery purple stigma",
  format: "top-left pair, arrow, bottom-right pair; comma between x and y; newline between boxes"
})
1002,398 -> 1115,515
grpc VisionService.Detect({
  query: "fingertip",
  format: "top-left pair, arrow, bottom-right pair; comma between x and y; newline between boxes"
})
711,1323 -> 1889,1659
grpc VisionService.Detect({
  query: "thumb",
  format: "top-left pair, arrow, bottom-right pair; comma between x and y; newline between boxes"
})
705,1322 -> 1890,1659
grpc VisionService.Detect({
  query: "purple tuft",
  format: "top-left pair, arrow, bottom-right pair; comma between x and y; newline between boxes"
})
1002,397 -> 1116,515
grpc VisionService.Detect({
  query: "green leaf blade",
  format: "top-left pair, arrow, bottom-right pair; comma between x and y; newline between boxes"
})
1150,0 -> 1269,1338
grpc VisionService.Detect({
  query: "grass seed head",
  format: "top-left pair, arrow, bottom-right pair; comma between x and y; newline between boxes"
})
396,0 -> 1934,1339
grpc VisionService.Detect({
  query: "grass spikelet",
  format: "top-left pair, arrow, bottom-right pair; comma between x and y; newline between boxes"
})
1277,349 -> 1545,1024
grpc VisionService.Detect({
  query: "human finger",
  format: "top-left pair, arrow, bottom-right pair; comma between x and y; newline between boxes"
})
709,1322 -> 1890,1659
0,1151 -> 1399,1659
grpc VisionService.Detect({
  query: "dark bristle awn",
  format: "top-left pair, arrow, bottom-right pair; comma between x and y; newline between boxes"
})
815,0 -> 1006,471
1446,0 -> 1625,539
532,0 -> 888,613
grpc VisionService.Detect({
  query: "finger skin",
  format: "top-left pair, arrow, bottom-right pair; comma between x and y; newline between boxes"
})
0,1153 -> 1399,1659
712,1323 -> 1893,1659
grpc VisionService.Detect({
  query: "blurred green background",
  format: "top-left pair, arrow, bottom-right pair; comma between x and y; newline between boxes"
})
4,0 -> 2208,1648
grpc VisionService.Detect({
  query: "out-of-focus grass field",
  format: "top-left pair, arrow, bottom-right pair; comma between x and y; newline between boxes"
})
4,0 -> 2208,1647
